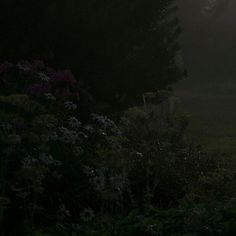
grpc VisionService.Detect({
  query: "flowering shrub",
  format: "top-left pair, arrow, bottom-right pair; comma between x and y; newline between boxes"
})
0,61 -> 87,234
0,61 -> 235,235
0,60 -> 80,101
0,61 -> 133,234
40,198 -> 236,236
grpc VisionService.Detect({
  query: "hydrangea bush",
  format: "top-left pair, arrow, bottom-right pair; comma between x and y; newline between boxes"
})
0,61 -> 235,235
0,61 -> 99,232
0,61 -> 136,234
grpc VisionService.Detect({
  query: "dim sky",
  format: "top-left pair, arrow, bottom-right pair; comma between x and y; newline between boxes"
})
176,0 -> 236,99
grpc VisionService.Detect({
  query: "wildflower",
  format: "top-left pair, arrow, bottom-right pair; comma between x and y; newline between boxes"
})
80,208 -> 95,222
146,224 -> 158,234
17,61 -> 32,72
64,101 -> 77,110
68,117 -> 81,129
59,127 -> 78,144
44,93 -> 56,100
38,72 -> 50,82
136,152 -> 143,158
91,113 -> 115,129
90,113 -> 121,134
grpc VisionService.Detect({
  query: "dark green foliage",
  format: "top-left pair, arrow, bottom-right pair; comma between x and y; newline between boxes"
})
38,200 -> 236,236
0,2 -> 235,236
0,0 -> 185,107
0,58 -> 235,235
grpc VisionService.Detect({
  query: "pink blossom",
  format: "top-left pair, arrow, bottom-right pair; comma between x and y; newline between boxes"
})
50,70 -> 77,88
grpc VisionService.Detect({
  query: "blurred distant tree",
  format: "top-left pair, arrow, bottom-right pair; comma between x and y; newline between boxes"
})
0,0 -> 185,108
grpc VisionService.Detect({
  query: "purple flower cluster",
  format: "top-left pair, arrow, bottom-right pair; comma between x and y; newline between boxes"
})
0,60 -> 80,100
0,60 -> 47,75
27,83 -> 51,97
91,113 -> 116,129
50,70 -> 76,87
17,60 -> 46,73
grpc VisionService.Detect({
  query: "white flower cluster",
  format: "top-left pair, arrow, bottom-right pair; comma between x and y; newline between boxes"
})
136,152 -> 143,158
64,101 -> 77,110
44,93 -> 56,100
38,72 -> 50,82
68,117 -> 81,129
146,224 -> 158,234
17,62 -> 31,72
91,113 -> 115,129
59,127 -> 79,144
22,155 -> 39,169
80,208 -> 95,222
39,153 -> 61,166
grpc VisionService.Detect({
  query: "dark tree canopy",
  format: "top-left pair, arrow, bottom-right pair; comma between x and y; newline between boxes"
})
0,0 -> 185,108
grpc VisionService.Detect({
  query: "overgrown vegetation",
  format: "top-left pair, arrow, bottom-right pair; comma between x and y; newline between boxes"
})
0,1 -> 235,235
0,0 -> 186,107
0,62 -> 235,235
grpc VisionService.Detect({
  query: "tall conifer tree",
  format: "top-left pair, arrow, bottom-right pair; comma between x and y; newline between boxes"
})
0,0 -> 185,107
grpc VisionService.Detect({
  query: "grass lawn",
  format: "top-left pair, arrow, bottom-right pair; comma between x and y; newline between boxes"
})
179,95 -> 236,154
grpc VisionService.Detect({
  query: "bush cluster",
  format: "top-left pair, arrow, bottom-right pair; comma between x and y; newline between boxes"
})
0,62 -> 235,235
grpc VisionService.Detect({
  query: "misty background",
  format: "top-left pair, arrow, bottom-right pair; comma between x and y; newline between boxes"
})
176,0 -> 236,106
175,0 -> 236,150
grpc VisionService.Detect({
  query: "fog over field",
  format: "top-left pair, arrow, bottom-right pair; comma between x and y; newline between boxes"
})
176,0 -> 236,150
176,0 -> 236,96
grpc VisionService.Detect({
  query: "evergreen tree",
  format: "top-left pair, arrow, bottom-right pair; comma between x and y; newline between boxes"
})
0,0 -> 186,108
